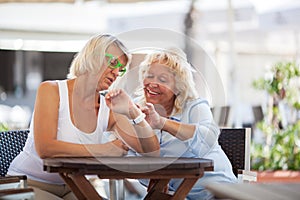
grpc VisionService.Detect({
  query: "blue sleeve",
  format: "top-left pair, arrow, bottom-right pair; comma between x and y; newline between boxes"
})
184,99 -> 220,157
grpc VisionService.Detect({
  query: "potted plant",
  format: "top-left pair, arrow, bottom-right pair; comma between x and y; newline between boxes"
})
251,61 -> 300,182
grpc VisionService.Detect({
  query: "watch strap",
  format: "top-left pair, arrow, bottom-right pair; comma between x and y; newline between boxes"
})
129,112 -> 146,125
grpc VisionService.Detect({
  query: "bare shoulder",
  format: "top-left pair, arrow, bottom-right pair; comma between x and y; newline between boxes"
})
38,80 -> 58,89
36,80 -> 59,99
38,80 -> 58,92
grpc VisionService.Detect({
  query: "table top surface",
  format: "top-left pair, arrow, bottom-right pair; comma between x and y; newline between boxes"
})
43,156 -> 213,172
43,157 -> 213,199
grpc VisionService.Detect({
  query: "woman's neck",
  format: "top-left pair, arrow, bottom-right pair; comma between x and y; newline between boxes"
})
73,75 -> 98,101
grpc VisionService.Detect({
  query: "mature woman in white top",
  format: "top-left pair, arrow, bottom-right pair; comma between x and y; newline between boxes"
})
7,34 -> 159,200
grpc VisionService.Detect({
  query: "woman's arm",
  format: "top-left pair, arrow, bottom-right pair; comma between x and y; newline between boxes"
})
33,81 -> 128,158
143,100 -> 219,143
143,100 -> 219,157
141,102 -> 195,141
105,89 -> 160,156
161,119 -> 195,141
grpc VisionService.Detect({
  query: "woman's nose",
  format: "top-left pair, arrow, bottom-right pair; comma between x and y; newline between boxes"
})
149,82 -> 159,88
111,68 -> 119,76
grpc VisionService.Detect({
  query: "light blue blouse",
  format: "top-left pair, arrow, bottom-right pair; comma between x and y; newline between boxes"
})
134,98 -> 237,200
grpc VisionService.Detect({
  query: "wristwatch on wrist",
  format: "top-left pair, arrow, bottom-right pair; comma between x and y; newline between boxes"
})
129,112 -> 146,125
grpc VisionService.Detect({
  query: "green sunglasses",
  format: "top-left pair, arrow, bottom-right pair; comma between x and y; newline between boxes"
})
105,53 -> 126,76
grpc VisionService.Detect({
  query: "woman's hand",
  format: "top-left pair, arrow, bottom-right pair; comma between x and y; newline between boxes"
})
102,139 -> 129,157
105,89 -> 135,117
140,103 -> 166,130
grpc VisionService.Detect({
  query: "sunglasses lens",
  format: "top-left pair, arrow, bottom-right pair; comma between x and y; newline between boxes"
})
110,59 -> 119,67
119,68 -> 126,76
105,53 -> 126,76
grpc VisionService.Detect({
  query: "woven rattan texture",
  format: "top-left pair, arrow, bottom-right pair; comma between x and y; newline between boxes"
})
0,130 -> 29,177
218,128 -> 246,177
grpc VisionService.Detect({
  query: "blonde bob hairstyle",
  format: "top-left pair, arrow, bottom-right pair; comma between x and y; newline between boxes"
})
67,34 -> 130,79
136,47 -> 199,115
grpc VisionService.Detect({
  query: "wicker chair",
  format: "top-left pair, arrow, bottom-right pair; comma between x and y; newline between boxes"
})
218,128 -> 257,182
0,130 -> 34,199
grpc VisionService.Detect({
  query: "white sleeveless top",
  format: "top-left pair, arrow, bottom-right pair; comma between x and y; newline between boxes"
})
8,80 -> 110,184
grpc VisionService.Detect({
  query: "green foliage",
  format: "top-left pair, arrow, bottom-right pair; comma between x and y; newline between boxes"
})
251,61 -> 300,171
0,122 -> 9,131
252,62 -> 300,104
252,121 -> 300,170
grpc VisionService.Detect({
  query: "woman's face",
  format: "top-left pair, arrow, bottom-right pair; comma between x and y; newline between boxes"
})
97,45 -> 128,91
143,62 -> 177,108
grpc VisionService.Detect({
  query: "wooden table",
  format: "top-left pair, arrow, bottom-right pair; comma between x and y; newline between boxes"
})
205,182 -> 300,200
43,156 -> 213,200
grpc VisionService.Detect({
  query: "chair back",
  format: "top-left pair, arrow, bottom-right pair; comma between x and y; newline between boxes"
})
218,128 -> 251,177
252,105 -> 264,124
0,130 -> 29,177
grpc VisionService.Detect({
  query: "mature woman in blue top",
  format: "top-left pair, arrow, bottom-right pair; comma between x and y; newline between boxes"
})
107,47 -> 237,199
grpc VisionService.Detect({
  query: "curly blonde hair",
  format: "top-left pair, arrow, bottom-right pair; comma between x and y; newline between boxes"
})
67,34 -> 130,79
136,47 -> 198,115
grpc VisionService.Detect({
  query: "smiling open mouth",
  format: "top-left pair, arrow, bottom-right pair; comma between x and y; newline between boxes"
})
146,88 -> 160,95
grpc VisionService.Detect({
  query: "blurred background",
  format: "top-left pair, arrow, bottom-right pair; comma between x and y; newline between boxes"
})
0,0 -> 299,130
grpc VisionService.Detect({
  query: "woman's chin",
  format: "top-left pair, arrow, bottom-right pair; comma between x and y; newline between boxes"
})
98,83 -> 110,91
145,97 -> 159,105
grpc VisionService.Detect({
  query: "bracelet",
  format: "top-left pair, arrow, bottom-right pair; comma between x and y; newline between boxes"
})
129,112 -> 146,125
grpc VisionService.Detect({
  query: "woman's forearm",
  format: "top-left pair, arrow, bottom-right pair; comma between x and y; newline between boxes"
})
36,140 -> 104,158
116,106 -> 160,156
129,121 -> 160,156
161,117 -> 196,141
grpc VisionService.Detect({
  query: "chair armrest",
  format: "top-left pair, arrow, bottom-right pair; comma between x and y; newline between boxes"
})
238,170 -> 257,182
0,188 -> 34,199
0,175 -> 28,189
0,177 -> 20,184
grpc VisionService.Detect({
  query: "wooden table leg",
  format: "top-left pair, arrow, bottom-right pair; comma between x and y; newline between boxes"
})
60,173 -> 86,200
60,173 -> 103,200
144,179 -> 172,200
171,178 -> 199,200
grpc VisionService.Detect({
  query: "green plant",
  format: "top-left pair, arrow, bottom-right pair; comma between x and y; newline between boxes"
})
251,61 -> 300,171
0,122 -> 9,131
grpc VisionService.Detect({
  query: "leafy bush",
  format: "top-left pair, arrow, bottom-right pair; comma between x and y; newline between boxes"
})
251,62 -> 300,171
